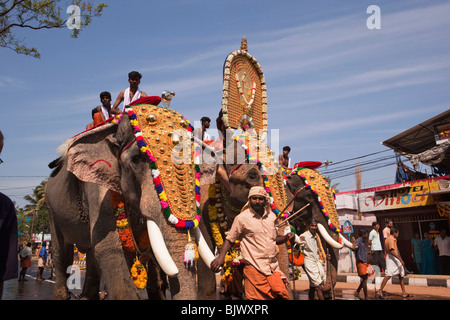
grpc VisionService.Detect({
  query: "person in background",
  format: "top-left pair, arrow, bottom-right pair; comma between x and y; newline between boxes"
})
368,221 -> 386,273
37,241 -> 47,281
194,116 -> 211,142
0,130 -> 18,299
278,146 -> 291,170
411,232 -> 423,274
382,218 -> 393,241
434,229 -> 450,275
86,91 -> 113,129
377,227 -> 410,299
353,229 -> 374,300
19,242 -> 32,281
422,232 -> 436,275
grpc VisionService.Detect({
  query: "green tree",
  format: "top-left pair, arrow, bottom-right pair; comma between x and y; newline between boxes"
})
0,0 -> 107,58
24,179 -> 49,240
16,206 -> 32,242
325,176 -> 340,193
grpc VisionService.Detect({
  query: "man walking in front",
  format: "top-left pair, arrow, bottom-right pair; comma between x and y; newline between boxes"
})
376,227 -> 410,298
210,186 -> 294,300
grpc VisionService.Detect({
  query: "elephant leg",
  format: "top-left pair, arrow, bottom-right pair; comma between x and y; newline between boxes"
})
146,255 -> 167,300
197,220 -> 217,300
197,255 -> 217,300
163,227 -> 197,300
49,211 -> 74,300
80,248 -> 101,300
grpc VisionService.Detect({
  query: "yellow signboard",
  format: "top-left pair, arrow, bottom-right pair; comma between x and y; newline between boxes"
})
358,178 -> 446,212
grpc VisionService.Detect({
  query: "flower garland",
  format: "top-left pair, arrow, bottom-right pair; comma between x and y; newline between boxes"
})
207,180 -> 228,248
131,259 -> 148,289
112,191 -> 136,253
234,134 -> 288,218
290,167 -> 339,232
111,191 -> 149,289
221,240 -> 243,286
122,104 -> 202,230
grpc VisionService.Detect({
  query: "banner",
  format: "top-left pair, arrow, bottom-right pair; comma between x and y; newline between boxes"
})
358,177 -> 447,212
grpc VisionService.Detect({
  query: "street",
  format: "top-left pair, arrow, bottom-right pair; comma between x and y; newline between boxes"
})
2,257 -> 450,300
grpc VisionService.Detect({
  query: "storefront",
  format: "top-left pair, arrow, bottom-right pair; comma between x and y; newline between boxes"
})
337,175 -> 450,273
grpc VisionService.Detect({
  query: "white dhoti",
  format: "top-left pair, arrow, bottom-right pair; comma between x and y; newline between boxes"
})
385,254 -> 405,277
303,257 -> 326,287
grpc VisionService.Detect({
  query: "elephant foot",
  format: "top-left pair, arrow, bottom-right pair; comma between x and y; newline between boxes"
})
51,286 -> 71,300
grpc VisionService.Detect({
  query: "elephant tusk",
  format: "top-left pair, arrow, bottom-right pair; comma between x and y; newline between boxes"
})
147,220 -> 179,277
195,227 -> 217,271
294,234 -> 302,245
339,233 -> 354,249
317,223 -> 343,249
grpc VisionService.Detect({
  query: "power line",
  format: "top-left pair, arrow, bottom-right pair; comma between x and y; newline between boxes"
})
324,149 -> 391,167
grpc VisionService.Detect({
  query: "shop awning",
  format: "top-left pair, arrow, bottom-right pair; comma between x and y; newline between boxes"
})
382,109 -> 450,172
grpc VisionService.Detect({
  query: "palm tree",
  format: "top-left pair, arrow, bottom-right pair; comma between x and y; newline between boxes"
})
24,180 -> 49,241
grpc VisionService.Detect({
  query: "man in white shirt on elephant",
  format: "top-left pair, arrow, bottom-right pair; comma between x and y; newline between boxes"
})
111,71 -> 147,115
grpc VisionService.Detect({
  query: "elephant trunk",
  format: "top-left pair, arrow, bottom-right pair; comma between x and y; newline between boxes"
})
317,223 -> 343,249
147,220 -> 179,277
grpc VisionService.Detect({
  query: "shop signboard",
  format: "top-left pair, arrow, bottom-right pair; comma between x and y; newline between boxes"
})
357,177 -> 448,213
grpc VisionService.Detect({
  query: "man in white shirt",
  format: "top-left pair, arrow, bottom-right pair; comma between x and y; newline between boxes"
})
434,229 -> 450,275
298,219 -> 330,300
111,71 -> 148,114
368,222 -> 386,272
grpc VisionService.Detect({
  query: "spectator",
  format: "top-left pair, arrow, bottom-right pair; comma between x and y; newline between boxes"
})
368,221 -> 386,272
434,229 -> 450,275
0,130 -> 18,299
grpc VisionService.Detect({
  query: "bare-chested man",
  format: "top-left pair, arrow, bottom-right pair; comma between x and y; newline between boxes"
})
278,146 -> 291,169
111,71 -> 147,115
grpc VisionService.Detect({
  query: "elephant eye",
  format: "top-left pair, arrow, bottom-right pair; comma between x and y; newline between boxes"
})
131,154 -> 141,164
247,170 -> 259,180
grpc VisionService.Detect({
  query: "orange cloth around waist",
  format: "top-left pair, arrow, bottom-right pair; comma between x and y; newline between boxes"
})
356,261 -> 375,277
243,265 -> 290,300
93,112 -> 105,126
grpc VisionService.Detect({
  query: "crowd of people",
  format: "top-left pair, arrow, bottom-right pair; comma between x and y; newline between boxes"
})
351,219 -> 450,300
86,71 -> 147,129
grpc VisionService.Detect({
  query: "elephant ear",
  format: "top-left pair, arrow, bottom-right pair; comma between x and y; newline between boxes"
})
66,123 -> 122,193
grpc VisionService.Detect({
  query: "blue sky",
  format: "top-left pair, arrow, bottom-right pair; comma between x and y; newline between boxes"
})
1,0 -> 449,207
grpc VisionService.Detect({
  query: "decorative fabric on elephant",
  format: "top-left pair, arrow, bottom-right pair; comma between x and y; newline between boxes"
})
290,167 -> 340,232
221,38 -> 268,140
116,103 -> 202,230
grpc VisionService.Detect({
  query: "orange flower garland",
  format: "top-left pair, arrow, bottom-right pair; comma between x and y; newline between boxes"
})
131,259 -> 148,289
116,202 -> 136,252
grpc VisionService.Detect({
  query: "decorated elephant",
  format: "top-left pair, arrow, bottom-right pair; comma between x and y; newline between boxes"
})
285,165 -> 354,298
46,99 -> 216,300
196,128 -> 291,299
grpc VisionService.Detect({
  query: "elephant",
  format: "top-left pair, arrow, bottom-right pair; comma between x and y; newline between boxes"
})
284,166 -> 354,298
195,126 -> 292,299
46,101 -> 216,300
